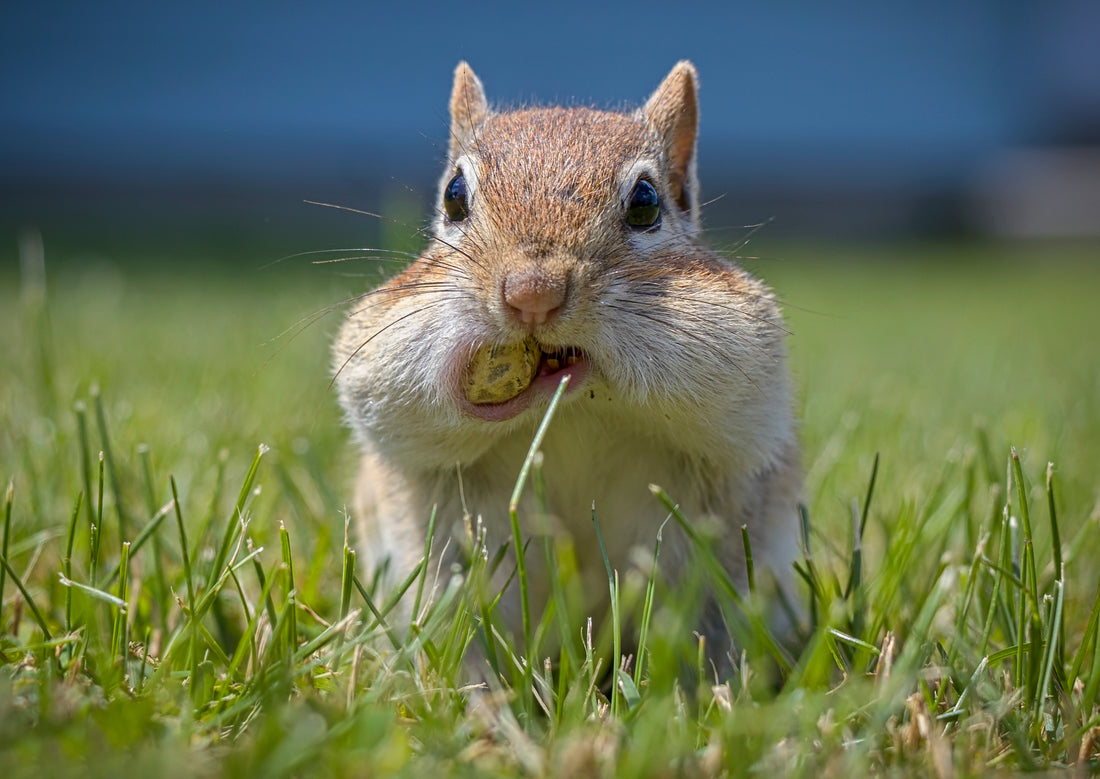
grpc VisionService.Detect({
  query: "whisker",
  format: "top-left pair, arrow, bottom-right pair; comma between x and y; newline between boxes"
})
425,234 -> 487,274
601,301 -> 713,350
264,278 -> 465,359
331,299 -> 451,387
602,302 -> 760,390
345,291 -> 469,322
612,295 -> 779,364
303,242 -> 476,283
268,296 -> 361,345
607,286 -> 778,358
256,298 -> 355,374
258,246 -> 422,271
710,219 -> 775,259
601,261 -> 779,309
615,280 -> 790,335
299,199 -> 461,274
685,312 -> 776,363
694,192 -> 727,211
304,199 -> 404,224
311,251 -> 422,266
343,284 -> 466,316
420,254 -> 478,280
420,214 -> 489,273
701,221 -> 771,235
677,294 -> 789,335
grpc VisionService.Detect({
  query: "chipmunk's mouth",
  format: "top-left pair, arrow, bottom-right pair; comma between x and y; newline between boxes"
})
457,339 -> 589,421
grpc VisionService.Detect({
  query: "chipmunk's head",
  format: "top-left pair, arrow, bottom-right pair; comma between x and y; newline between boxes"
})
441,60 -> 700,244
425,62 -> 738,422
335,60 -> 785,461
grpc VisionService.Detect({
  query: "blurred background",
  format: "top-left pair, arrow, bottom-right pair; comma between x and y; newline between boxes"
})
3,0 -> 1100,260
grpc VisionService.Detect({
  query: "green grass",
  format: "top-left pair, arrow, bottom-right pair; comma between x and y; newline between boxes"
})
1,234 -> 1099,777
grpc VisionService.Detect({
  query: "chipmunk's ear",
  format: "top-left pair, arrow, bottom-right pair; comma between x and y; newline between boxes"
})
643,61 -> 699,216
449,62 -> 489,160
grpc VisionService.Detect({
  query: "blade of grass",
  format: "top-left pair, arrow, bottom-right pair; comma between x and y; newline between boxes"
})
294,608 -> 363,661
279,522 -> 298,657
650,484 -> 792,674
170,476 -> 198,681
189,544 -> 266,628
591,505 -> 621,716
633,517 -> 666,687
92,385 -> 128,544
980,507 -> 1013,658
138,444 -> 157,512
846,452 -> 879,599
193,449 -> 229,569
470,538 -> 502,677
98,499 -> 173,588
90,452 -> 104,585
1045,463 -> 1066,677
1082,586 -> 1100,715
740,525 -> 755,596
378,555 -> 432,627
206,444 -> 268,592
1069,578 -> 1100,689
507,374 -> 570,665
334,542 -> 356,659
1010,450 -> 1042,631
410,505 -> 437,630
352,575 -> 402,653
137,628 -> 151,693
535,453 -> 581,675
1015,550 -> 1030,692
227,563 -> 255,657
111,541 -> 131,664
798,503 -> 819,633
0,551 -> 53,641
941,655 -> 990,720
137,443 -> 170,636
62,491 -> 83,637
1,480 -> 13,627
1044,463 -> 1063,586
1034,570 -> 1063,713
226,559 -> 284,680
74,401 -> 95,528
946,530 -> 988,669
56,575 -> 124,608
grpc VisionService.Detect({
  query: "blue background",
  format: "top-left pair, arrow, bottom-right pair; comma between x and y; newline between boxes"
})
3,0 -> 1097,243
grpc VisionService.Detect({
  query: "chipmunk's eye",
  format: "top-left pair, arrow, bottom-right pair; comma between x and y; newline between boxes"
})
443,173 -> 469,222
625,179 -> 661,229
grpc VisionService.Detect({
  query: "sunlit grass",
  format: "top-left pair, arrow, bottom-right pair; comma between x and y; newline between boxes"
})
1,235 -> 1099,776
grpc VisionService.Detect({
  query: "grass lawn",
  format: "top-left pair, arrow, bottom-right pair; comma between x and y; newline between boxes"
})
1,233 -> 1098,777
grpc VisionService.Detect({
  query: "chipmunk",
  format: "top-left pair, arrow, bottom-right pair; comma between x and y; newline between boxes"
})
333,61 -> 802,670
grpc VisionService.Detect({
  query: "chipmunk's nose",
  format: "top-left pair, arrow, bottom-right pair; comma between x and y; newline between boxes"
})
502,268 -> 567,327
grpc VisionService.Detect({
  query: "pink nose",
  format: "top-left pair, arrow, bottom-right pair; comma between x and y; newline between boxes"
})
503,270 -> 567,326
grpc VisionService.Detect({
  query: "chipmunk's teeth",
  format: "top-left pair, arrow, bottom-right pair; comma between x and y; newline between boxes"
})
534,345 -> 585,377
